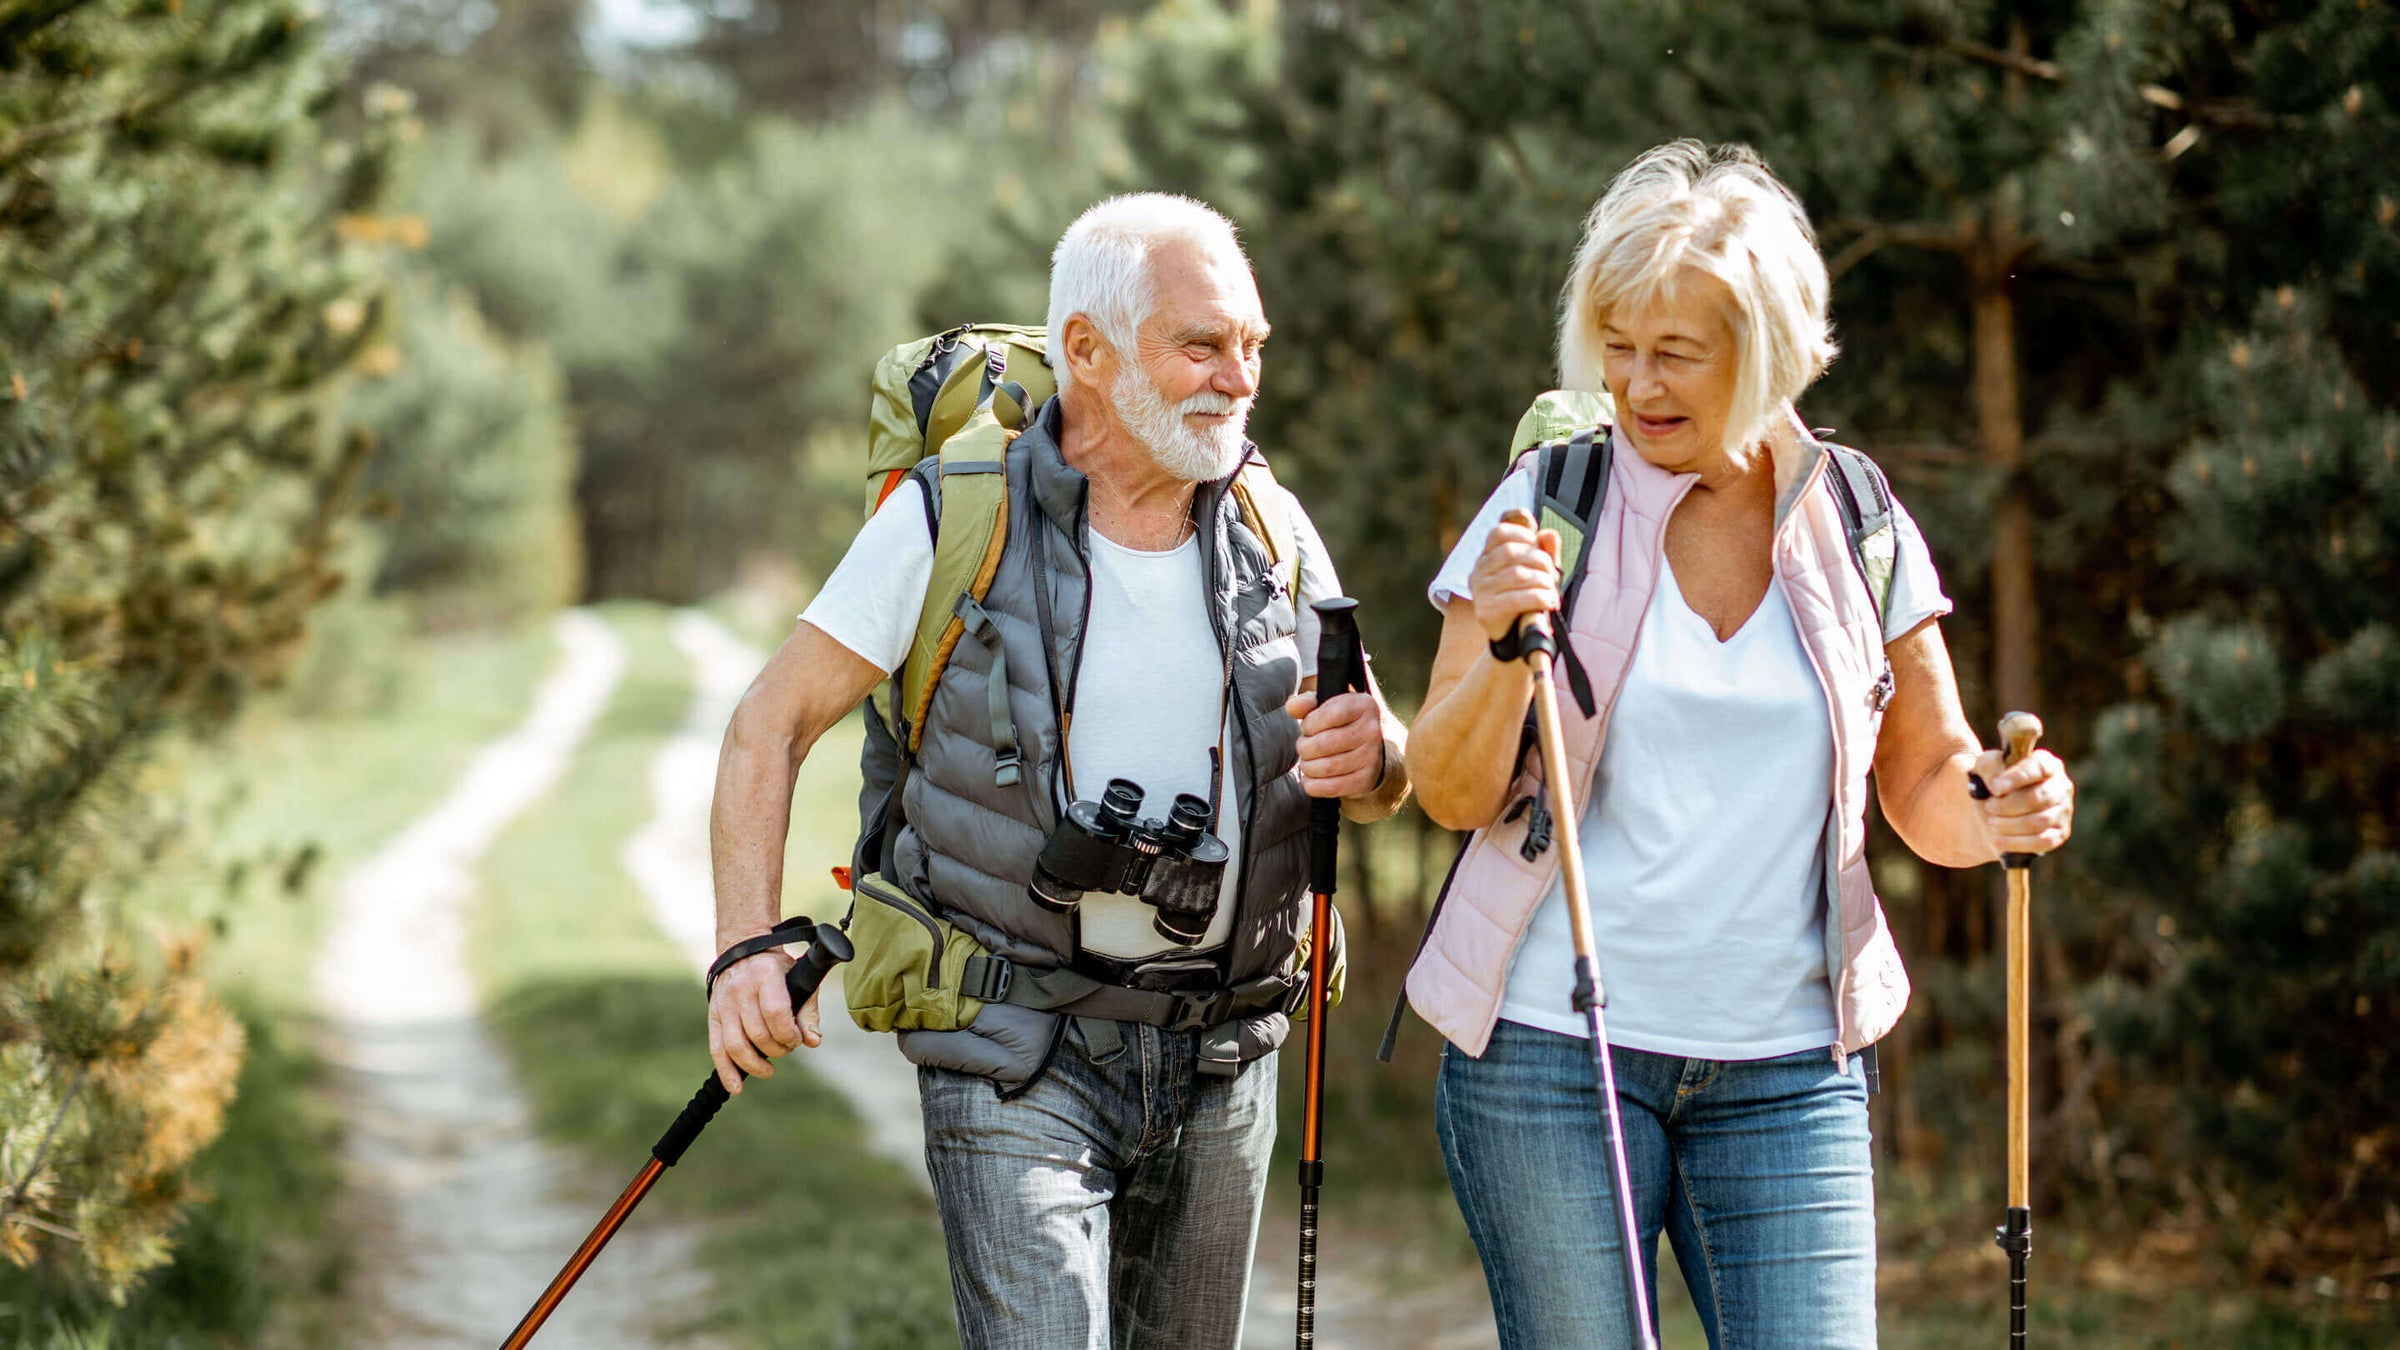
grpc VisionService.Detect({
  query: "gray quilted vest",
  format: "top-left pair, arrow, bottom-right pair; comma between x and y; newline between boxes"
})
860,398 -> 1316,1093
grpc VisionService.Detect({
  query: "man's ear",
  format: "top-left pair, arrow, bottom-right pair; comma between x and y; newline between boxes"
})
1058,314 -> 1114,391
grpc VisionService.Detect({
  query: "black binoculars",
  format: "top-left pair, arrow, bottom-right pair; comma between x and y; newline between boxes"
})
1028,778 -> 1231,946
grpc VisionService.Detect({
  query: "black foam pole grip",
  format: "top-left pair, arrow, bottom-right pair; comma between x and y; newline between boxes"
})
653,923 -> 854,1167
1308,598 -> 1365,896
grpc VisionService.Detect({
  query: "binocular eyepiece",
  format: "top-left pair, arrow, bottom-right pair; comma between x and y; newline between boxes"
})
1029,778 -> 1231,946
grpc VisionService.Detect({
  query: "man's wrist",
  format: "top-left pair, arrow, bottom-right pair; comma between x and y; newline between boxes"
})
1342,736 -> 1411,821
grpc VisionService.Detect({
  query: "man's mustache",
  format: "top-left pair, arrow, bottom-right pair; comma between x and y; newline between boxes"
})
1178,391 -> 1249,419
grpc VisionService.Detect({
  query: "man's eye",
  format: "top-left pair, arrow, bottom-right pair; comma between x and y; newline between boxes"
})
1605,344 -> 1633,355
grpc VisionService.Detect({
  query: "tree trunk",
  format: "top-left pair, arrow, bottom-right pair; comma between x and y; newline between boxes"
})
1974,235 -> 2039,721
1980,23 -> 2040,722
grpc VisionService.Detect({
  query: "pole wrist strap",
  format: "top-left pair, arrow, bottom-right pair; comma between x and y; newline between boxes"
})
706,915 -> 821,1000
1488,618 -> 1556,664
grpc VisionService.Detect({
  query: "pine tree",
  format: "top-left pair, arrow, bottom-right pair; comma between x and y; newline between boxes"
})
2078,288 -> 2400,1276
1,0 -> 403,1296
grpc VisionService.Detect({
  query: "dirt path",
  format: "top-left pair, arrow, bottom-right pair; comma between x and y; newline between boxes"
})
644,608 -> 1494,1347
315,611 -> 717,1350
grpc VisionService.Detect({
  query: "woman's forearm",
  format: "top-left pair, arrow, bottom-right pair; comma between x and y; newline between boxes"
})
1887,749 -> 2001,869
1413,608 -> 1539,830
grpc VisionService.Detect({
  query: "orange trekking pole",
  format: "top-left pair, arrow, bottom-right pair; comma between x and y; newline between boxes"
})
496,918 -> 852,1349
1296,597 -> 1367,1348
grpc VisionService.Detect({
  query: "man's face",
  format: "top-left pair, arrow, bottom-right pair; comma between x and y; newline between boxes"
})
1113,238 -> 1270,481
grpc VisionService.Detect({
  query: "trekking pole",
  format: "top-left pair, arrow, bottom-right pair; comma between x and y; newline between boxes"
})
1297,596 -> 1367,1350
1971,712 -> 2045,1348
496,920 -> 853,1350
1499,511 -> 1658,1350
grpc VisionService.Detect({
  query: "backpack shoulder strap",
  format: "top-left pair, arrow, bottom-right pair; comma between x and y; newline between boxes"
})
1523,427 -> 1612,716
1229,454 -> 1302,596
1817,438 -> 1898,634
898,395 -> 1018,759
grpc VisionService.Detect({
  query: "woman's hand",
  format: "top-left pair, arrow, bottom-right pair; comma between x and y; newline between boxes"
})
1470,510 -> 1564,644
1972,748 -> 2075,860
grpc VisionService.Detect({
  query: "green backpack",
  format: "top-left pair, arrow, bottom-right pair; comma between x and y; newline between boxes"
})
857,323 -> 1302,764
841,324 -> 1306,1037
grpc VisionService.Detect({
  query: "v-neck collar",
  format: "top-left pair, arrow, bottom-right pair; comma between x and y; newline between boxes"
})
1658,552 -> 1774,647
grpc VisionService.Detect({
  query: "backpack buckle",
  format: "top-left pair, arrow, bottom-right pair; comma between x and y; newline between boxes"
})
961,955 -> 1015,1003
1519,799 -> 1554,862
1166,989 -> 1235,1032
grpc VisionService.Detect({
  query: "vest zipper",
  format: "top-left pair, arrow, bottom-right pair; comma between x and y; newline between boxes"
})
1200,474 -> 1255,980
1057,483 -> 1095,801
1773,453 -> 1859,1062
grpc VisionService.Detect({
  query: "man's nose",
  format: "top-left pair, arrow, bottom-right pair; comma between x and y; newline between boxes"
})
1215,351 -> 1260,400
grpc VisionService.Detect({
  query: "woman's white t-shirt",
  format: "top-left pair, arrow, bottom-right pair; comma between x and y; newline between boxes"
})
801,478 -> 1340,961
1429,464 -> 1950,1059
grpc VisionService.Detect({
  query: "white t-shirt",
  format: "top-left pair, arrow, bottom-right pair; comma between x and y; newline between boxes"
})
804,477 -> 1340,961
1429,463 -> 1950,1058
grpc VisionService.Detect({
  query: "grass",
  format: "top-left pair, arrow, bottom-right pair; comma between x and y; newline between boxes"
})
1,612 -> 560,1350
472,603 -> 955,1349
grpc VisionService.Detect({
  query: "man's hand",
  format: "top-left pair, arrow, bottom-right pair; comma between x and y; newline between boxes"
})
1286,689 -> 1386,800
706,949 -> 824,1093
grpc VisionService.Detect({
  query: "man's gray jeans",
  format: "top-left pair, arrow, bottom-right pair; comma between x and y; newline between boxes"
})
919,1018 -> 1278,1350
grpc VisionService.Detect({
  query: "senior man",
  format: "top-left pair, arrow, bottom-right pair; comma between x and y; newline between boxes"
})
703,193 -> 1410,1349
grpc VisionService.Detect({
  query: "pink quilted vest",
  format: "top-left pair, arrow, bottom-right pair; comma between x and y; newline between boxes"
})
1404,427 -> 1910,1061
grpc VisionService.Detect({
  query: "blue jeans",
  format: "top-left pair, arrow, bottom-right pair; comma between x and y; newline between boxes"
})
1437,1021 -> 1877,1349
919,1019 -> 1277,1350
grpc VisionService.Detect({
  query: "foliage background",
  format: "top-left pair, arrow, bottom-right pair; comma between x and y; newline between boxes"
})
4,0 -> 2395,1336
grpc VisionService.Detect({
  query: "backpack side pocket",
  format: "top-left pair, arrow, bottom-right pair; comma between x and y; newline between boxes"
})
844,873 -> 990,1033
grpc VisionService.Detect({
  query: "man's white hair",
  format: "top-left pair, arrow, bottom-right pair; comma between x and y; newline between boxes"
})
1558,141 -> 1838,458
1047,192 -> 1247,394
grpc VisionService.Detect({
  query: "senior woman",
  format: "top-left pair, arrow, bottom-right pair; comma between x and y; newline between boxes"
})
1402,141 -> 2075,1347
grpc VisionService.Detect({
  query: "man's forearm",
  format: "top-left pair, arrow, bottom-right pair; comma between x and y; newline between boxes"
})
710,720 -> 804,951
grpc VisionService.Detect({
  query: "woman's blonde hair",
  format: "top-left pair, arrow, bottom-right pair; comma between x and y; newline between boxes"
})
1558,141 -> 1837,458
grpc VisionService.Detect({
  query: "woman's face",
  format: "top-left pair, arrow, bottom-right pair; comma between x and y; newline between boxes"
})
1600,270 -> 1743,475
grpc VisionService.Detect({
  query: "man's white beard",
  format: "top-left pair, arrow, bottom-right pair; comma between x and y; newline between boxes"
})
1112,370 -> 1251,482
